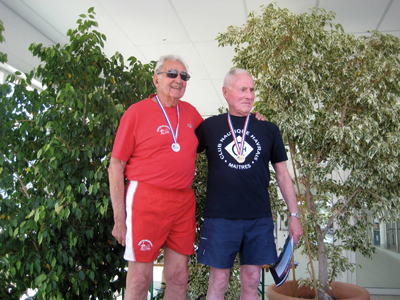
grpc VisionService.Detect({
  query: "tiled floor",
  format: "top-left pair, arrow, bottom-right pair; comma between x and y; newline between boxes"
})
261,292 -> 400,300
371,296 -> 400,300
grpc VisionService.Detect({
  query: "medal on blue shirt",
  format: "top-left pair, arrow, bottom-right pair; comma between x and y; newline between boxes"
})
227,112 -> 250,163
155,95 -> 180,152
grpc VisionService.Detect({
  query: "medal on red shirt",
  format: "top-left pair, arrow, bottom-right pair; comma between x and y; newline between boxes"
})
171,143 -> 180,152
227,112 -> 250,163
156,95 -> 180,152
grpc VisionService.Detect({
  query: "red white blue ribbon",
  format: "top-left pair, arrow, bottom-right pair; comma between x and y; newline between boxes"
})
155,95 -> 180,145
227,112 -> 250,157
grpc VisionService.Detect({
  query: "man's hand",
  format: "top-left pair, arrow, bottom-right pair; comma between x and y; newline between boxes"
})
112,221 -> 127,246
288,216 -> 303,246
252,111 -> 267,121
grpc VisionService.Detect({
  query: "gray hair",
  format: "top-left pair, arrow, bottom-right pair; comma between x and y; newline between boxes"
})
154,54 -> 189,74
223,68 -> 252,88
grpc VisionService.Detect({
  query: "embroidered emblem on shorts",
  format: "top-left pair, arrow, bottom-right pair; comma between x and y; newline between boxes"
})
138,239 -> 153,251
187,123 -> 192,128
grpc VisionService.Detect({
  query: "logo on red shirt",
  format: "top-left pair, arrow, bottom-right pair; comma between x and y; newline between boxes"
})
157,125 -> 170,135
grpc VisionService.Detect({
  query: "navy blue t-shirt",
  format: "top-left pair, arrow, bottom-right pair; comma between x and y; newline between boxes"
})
195,113 -> 288,219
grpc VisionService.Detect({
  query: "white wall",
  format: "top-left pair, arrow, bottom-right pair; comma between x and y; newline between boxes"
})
0,2 -> 54,74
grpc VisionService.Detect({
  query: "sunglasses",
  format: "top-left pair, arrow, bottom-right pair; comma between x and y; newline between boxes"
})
157,69 -> 191,81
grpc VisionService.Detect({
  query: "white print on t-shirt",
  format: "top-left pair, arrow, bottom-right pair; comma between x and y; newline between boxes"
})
138,239 -> 153,251
225,136 -> 254,160
157,125 -> 171,135
217,129 -> 262,169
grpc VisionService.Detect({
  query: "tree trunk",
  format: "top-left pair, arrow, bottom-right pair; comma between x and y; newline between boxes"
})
318,234 -> 332,300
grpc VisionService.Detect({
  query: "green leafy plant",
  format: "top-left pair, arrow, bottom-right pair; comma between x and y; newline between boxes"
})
217,3 -> 400,299
0,8 -> 155,299
0,20 -> 7,63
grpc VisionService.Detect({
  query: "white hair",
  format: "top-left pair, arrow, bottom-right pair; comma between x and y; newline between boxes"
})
154,54 -> 189,74
223,68 -> 252,88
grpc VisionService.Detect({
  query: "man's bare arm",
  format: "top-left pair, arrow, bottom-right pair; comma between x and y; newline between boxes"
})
273,161 -> 303,245
108,157 -> 127,246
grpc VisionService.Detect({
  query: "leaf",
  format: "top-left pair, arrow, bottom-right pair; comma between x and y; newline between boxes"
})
38,231 -> 43,245
35,274 -> 47,285
37,148 -> 43,159
89,270 -> 95,282
51,257 -> 57,268
26,210 -> 35,219
34,210 -> 40,222
79,270 -> 85,280
79,183 -> 86,194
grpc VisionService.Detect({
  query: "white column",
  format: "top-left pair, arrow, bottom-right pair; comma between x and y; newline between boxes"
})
380,222 -> 387,249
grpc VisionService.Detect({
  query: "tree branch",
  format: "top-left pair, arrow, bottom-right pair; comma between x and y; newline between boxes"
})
325,187 -> 362,232
340,99 -> 348,127
10,144 -> 51,193
15,172 -> 30,199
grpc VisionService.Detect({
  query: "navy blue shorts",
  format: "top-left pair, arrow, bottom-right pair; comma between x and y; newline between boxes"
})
197,217 -> 278,269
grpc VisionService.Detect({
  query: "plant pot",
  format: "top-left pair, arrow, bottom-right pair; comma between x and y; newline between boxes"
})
266,280 -> 370,300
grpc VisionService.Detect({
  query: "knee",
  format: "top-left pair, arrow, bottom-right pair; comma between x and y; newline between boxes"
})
240,272 -> 260,290
209,270 -> 230,290
126,270 -> 152,294
134,275 -> 151,290
164,266 -> 189,286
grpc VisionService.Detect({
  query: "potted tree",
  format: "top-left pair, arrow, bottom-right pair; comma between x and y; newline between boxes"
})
216,4 -> 400,300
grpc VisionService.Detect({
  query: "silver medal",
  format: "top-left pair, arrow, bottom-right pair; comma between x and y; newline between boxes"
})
236,155 -> 245,163
172,143 -> 181,152
155,95 -> 181,153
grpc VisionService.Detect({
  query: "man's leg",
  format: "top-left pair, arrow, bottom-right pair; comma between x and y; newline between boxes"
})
206,267 -> 230,300
163,247 -> 189,300
240,265 -> 261,300
125,261 -> 153,300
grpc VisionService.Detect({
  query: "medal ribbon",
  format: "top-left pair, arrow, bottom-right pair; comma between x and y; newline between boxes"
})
155,95 -> 180,145
227,112 -> 250,157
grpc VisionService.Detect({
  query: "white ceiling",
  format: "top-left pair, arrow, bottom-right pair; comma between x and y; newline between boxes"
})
1,0 -> 400,117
